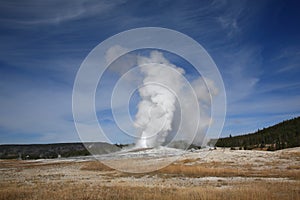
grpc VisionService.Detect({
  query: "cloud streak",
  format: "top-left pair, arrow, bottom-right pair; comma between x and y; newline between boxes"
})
0,0 -> 125,25
0,0 -> 299,144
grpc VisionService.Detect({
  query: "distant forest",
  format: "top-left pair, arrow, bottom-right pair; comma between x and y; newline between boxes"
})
0,142 -> 121,159
209,116 -> 300,151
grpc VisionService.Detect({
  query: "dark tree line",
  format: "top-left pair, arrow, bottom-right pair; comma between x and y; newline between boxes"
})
0,142 -> 121,159
210,116 -> 300,151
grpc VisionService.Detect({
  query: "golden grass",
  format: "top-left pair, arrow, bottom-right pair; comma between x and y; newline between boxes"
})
80,160 -> 300,179
156,163 -> 239,177
279,152 -> 300,161
178,158 -> 200,164
80,160 -> 240,177
1,150 -> 300,200
0,159 -> 74,170
287,165 -> 300,170
80,161 -> 114,171
156,163 -> 300,180
0,181 -> 299,200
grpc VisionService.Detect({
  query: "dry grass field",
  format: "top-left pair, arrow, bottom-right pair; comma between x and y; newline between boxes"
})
0,147 -> 299,200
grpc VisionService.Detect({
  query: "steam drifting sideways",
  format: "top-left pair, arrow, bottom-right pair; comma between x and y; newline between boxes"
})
107,46 -> 219,149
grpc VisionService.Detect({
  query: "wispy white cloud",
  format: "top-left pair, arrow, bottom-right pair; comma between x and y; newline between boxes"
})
0,0 -> 126,25
218,45 -> 263,103
0,0 -> 298,144
274,47 -> 300,73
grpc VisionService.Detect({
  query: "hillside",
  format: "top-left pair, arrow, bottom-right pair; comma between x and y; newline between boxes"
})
209,116 -> 300,150
0,142 -> 121,159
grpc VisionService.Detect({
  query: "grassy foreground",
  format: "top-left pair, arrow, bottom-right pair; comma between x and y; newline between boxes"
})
1,181 -> 299,200
1,148 -> 299,200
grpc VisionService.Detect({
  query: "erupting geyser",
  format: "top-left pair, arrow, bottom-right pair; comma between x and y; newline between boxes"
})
134,51 -> 185,148
125,50 -> 219,149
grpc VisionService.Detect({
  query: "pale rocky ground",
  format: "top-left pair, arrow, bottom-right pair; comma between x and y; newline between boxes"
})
1,147 -> 299,189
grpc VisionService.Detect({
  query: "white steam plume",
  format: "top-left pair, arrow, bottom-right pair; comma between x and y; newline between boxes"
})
134,51 -> 185,148
134,51 -> 218,148
105,46 -> 219,148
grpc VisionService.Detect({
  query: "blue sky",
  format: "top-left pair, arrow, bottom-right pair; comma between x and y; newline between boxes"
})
0,0 -> 299,144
